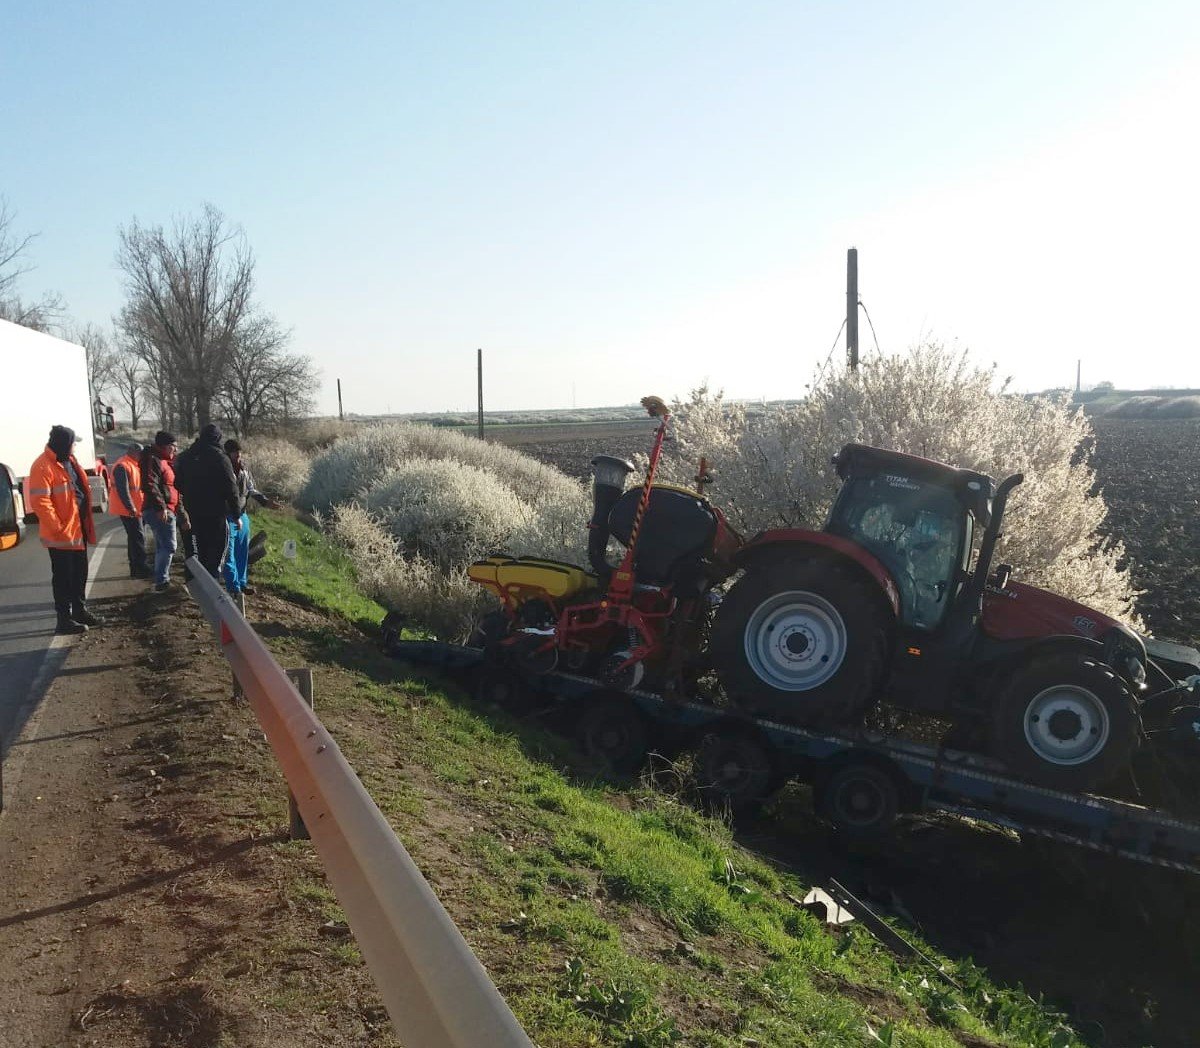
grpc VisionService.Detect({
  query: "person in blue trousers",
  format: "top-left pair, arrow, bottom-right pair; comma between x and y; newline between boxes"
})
222,439 -> 276,595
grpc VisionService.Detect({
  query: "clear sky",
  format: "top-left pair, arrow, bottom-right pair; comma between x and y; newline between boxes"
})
2,1 -> 1198,415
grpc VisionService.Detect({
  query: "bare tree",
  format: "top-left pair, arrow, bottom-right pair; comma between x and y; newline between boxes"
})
112,343 -> 147,429
0,198 -> 65,331
116,204 -> 255,428
216,316 -> 317,433
71,322 -> 118,408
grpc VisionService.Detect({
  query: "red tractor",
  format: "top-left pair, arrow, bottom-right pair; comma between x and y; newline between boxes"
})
468,404 -> 1200,793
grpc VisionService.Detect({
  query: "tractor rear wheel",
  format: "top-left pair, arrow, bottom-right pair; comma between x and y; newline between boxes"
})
991,653 -> 1140,791
711,558 -> 891,727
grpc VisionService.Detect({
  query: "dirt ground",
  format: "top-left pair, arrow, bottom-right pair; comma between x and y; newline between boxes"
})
0,583 -> 394,1048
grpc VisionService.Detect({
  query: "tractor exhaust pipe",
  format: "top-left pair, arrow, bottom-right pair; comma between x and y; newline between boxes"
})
588,456 -> 634,580
973,472 -> 1024,596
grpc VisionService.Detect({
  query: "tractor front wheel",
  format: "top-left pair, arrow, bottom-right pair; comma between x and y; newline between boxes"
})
992,653 -> 1140,791
711,558 -> 891,728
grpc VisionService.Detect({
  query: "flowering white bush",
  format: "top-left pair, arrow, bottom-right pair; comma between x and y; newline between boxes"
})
659,344 -> 1139,623
329,503 -> 488,640
300,422 -> 582,513
304,423 -> 591,638
364,458 -> 528,569
248,438 -> 310,503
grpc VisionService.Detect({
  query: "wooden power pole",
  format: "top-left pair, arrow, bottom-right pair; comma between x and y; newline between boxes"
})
337,378 -> 344,421
846,247 -> 859,370
476,348 -> 484,440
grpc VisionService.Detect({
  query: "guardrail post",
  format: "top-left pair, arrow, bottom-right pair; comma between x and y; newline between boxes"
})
286,667 -> 314,840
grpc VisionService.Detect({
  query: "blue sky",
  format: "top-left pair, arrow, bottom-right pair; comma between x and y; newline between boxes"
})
2,1 -> 1198,414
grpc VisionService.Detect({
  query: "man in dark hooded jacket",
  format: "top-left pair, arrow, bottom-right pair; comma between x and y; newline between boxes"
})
173,423 -> 239,580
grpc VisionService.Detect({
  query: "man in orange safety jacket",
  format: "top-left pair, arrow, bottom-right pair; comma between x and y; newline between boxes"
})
108,442 -> 150,579
27,425 -> 103,634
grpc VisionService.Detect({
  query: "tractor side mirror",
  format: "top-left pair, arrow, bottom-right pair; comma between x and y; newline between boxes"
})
0,463 -> 25,552
989,563 -> 1013,590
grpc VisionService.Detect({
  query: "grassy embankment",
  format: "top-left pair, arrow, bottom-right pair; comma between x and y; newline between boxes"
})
250,508 -> 1081,1047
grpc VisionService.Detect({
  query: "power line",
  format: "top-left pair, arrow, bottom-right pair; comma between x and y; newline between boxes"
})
859,300 -> 883,357
819,317 -> 848,373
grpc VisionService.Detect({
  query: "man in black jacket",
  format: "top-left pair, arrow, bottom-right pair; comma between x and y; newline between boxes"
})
174,423 -> 239,580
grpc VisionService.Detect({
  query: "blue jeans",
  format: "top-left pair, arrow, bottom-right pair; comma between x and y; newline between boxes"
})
143,510 -> 178,585
222,513 -> 250,592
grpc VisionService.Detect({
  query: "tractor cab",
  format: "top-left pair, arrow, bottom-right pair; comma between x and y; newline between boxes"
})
825,445 -> 997,632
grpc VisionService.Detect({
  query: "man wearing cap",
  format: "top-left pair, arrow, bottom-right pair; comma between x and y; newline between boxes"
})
108,442 -> 150,578
27,425 -> 102,634
174,423 -> 239,580
140,431 -> 183,592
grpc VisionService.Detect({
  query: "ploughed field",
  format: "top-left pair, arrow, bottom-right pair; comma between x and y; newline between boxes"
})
1089,417 -> 1200,641
495,415 -> 1200,646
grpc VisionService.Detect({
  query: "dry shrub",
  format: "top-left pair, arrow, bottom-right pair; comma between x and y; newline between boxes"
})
300,422 -> 583,513
364,458 -> 527,569
247,438 -> 310,503
661,343 -> 1139,623
308,424 -> 591,637
330,503 -> 487,640
286,418 -> 357,452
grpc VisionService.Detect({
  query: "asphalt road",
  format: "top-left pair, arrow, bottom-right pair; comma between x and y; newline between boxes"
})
0,515 -> 123,754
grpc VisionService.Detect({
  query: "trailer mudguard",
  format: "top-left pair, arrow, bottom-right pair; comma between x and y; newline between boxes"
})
734,529 -> 901,618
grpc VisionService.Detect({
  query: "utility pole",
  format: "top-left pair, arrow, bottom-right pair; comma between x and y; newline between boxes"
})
1076,360 -> 1081,394
337,378 -> 344,421
476,348 -> 484,441
846,247 -> 859,371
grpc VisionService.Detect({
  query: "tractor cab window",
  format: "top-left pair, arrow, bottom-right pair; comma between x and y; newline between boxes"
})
828,475 -> 969,630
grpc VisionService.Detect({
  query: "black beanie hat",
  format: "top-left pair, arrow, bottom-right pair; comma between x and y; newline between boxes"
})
48,425 -> 76,458
200,423 -> 223,444
154,430 -> 177,447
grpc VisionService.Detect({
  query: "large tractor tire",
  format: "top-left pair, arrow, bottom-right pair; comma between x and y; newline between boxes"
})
711,558 -> 891,728
991,653 -> 1140,791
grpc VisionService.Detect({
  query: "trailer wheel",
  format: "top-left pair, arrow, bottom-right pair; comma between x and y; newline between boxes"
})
693,730 -> 778,815
577,696 -> 649,774
711,558 -> 891,727
816,761 -> 901,836
477,667 -> 540,715
468,610 -> 511,657
992,653 -> 1140,791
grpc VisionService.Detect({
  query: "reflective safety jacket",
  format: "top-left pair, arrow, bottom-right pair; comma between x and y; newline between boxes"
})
27,447 -> 97,551
108,453 -> 143,517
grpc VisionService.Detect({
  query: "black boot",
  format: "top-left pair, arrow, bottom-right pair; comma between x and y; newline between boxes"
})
72,603 -> 105,627
55,611 -> 87,635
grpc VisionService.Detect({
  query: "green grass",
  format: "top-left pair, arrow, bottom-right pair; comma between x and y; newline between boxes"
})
253,510 -> 1084,1048
251,508 -> 388,632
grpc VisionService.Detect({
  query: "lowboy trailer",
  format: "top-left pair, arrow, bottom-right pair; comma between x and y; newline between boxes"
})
383,635 -> 1200,876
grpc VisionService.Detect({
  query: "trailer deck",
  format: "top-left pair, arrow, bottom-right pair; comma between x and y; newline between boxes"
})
384,638 -> 1200,875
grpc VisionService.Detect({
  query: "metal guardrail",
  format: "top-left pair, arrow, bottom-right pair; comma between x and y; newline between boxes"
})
184,557 -> 534,1048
